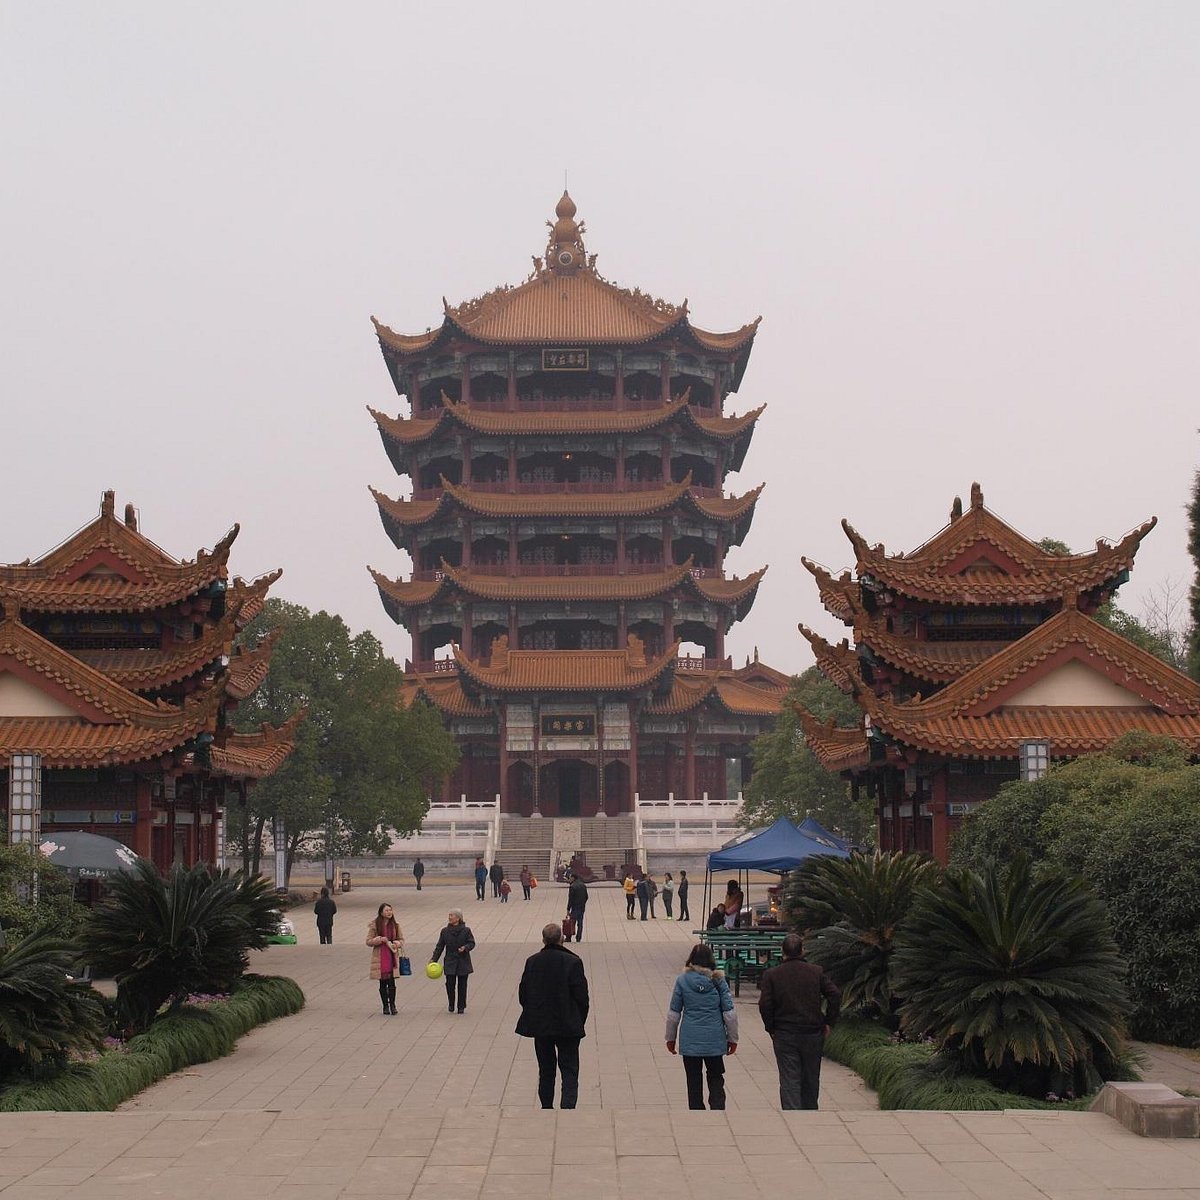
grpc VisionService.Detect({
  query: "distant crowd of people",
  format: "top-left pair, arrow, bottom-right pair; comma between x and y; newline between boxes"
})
313,862 -> 841,1113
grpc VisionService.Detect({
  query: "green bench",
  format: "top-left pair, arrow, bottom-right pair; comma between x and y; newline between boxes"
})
694,929 -> 788,996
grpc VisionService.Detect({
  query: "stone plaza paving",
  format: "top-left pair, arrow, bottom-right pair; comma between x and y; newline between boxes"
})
2,881 -> 1199,1199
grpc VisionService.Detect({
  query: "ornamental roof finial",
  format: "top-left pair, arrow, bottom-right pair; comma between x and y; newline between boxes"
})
544,190 -> 588,275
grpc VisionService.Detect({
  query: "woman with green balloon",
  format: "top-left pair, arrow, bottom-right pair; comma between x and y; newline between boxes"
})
431,908 -> 476,1014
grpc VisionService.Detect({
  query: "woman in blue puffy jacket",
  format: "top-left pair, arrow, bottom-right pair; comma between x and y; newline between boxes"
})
664,943 -> 739,1109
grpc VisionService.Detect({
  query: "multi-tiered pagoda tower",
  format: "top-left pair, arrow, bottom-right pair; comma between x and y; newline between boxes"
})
369,194 -> 785,817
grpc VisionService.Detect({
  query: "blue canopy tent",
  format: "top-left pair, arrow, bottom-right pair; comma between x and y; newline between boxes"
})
702,817 -> 850,927
797,815 -> 854,854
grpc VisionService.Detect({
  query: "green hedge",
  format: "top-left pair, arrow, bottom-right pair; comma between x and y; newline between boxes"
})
825,1018 -> 1093,1111
0,974 -> 304,1112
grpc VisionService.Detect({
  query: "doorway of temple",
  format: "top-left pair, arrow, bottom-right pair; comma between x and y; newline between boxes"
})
558,760 -> 582,816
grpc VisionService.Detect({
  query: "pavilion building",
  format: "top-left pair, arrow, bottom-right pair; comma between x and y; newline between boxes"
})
1,491 -> 298,873
796,483 -> 1200,862
368,192 -> 785,869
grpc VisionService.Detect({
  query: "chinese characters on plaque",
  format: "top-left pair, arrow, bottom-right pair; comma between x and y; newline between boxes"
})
540,714 -> 596,737
541,349 -> 589,371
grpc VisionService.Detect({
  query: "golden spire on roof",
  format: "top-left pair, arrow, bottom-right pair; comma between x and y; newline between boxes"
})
544,190 -> 589,275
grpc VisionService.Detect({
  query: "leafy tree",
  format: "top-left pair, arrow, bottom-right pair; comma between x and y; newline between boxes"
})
739,667 -> 873,843
231,599 -> 459,881
782,850 -> 941,1021
0,845 -> 85,943
952,732 -> 1200,1045
0,928 -> 107,1085
892,856 -> 1130,1098
83,861 -> 281,1034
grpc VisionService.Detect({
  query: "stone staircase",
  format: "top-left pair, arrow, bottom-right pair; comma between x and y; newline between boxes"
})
495,815 -> 639,883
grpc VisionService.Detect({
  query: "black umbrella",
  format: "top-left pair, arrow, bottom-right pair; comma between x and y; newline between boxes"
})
39,831 -> 142,880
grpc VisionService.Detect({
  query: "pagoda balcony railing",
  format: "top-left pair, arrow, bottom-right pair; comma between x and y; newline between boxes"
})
675,654 -> 733,671
463,393 -> 691,413
410,563 -> 723,581
411,479 -> 723,500
406,657 -> 459,674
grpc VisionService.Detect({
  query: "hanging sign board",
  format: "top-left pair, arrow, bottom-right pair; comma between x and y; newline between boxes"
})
542,349 -> 589,371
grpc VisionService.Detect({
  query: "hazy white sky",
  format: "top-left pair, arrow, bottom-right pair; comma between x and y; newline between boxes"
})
3,3 -> 1197,675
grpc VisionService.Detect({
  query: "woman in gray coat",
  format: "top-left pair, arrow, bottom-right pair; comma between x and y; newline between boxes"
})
431,908 -> 476,1014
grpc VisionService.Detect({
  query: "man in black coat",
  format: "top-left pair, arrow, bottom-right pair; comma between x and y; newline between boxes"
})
412,857 -> 424,890
489,861 -> 503,897
515,923 -> 590,1109
566,874 -> 588,942
758,932 -> 842,1110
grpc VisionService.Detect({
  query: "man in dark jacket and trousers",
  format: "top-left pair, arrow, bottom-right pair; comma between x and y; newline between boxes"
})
313,887 -> 337,944
489,861 -> 504,898
636,874 -> 650,920
758,932 -> 841,1109
412,858 -> 425,890
474,859 -> 488,900
566,874 -> 588,942
677,870 -> 690,923
516,923 -> 590,1108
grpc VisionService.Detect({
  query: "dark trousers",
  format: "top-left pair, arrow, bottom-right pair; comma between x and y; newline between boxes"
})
663,893 -> 673,919
378,978 -> 396,1011
626,893 -> 636,918
533,1036 -> 581,1108
772,1031 -> 825,1110
475,879 -> 486,900
679,894 -> 690,922
682,1055 -> 726,1110
522,884 -> 532,900
568,906 -> 584,941
414,877 -> 422,890
492,880 -> 501,897
638,896 -> 648,920
317,924 -> 333,944
445,974 -> 468,1012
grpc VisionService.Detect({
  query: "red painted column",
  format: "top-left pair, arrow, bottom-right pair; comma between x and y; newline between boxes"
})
461,358 -> 472,405
499,704 -> 509,811
617,521 -> 626,571
684,719 -> 696,801
660,355 -> 671,403
662,600 -> 675,648
508,522 -> 518,573
931,767 -> 950,865
617,602 -> 627,646
628,702 -> 639,807
507,353 -> 517,409
508,442 -> 517,491
462,604 -> 473,657
615,351 -> 625,409
134,777 -> 153,860
508,603 -> 518,646
617,439 -> 625,485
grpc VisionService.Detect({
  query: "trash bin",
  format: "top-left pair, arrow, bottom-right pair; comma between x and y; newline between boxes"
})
340,871 -> 351,893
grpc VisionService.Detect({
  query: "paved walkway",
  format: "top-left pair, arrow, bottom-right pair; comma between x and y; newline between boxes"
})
0,883 -> 1197,1200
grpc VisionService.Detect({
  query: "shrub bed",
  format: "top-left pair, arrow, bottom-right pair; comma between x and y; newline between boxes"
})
825,1018 -> 1094,1111
0,974 -> 303,1112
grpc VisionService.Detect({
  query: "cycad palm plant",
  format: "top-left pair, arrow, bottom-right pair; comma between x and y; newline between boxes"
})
891,856 -> 1130,1097
782,851 -> 940,1019
0,928 -> 107,1085
83,861 -> 281,1033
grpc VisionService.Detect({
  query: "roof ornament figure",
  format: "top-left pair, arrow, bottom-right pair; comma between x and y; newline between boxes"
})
970,482 -> 984,511
544,190 -> 588,275
950,495 -> 963,522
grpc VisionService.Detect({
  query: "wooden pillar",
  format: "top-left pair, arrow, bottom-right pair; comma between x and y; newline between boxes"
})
617,601 -> 627,646
931,767 -> 950,865
615,350 -> 625,408
617,439 -> 625,485
508,603 -> 518,646
715,618 -> 725,663
461,357 -> 472,405
661,518 -> 671,565
628,702 -> 639,806
508,522 -> 518,573
461,519 -> 471,566
617,520 -> 626,571
132,776 -> 152,860
684,718 -> 696,801
499,703 -> 509,811
508,440 -> 517,491
663,600 -> 675,648
532,700 -> 541,813
506,352 -> 517,409
462,605 -> 473,657
462,437 -> 471,484
660,436 -> 671,482
660,354 -> 671,403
